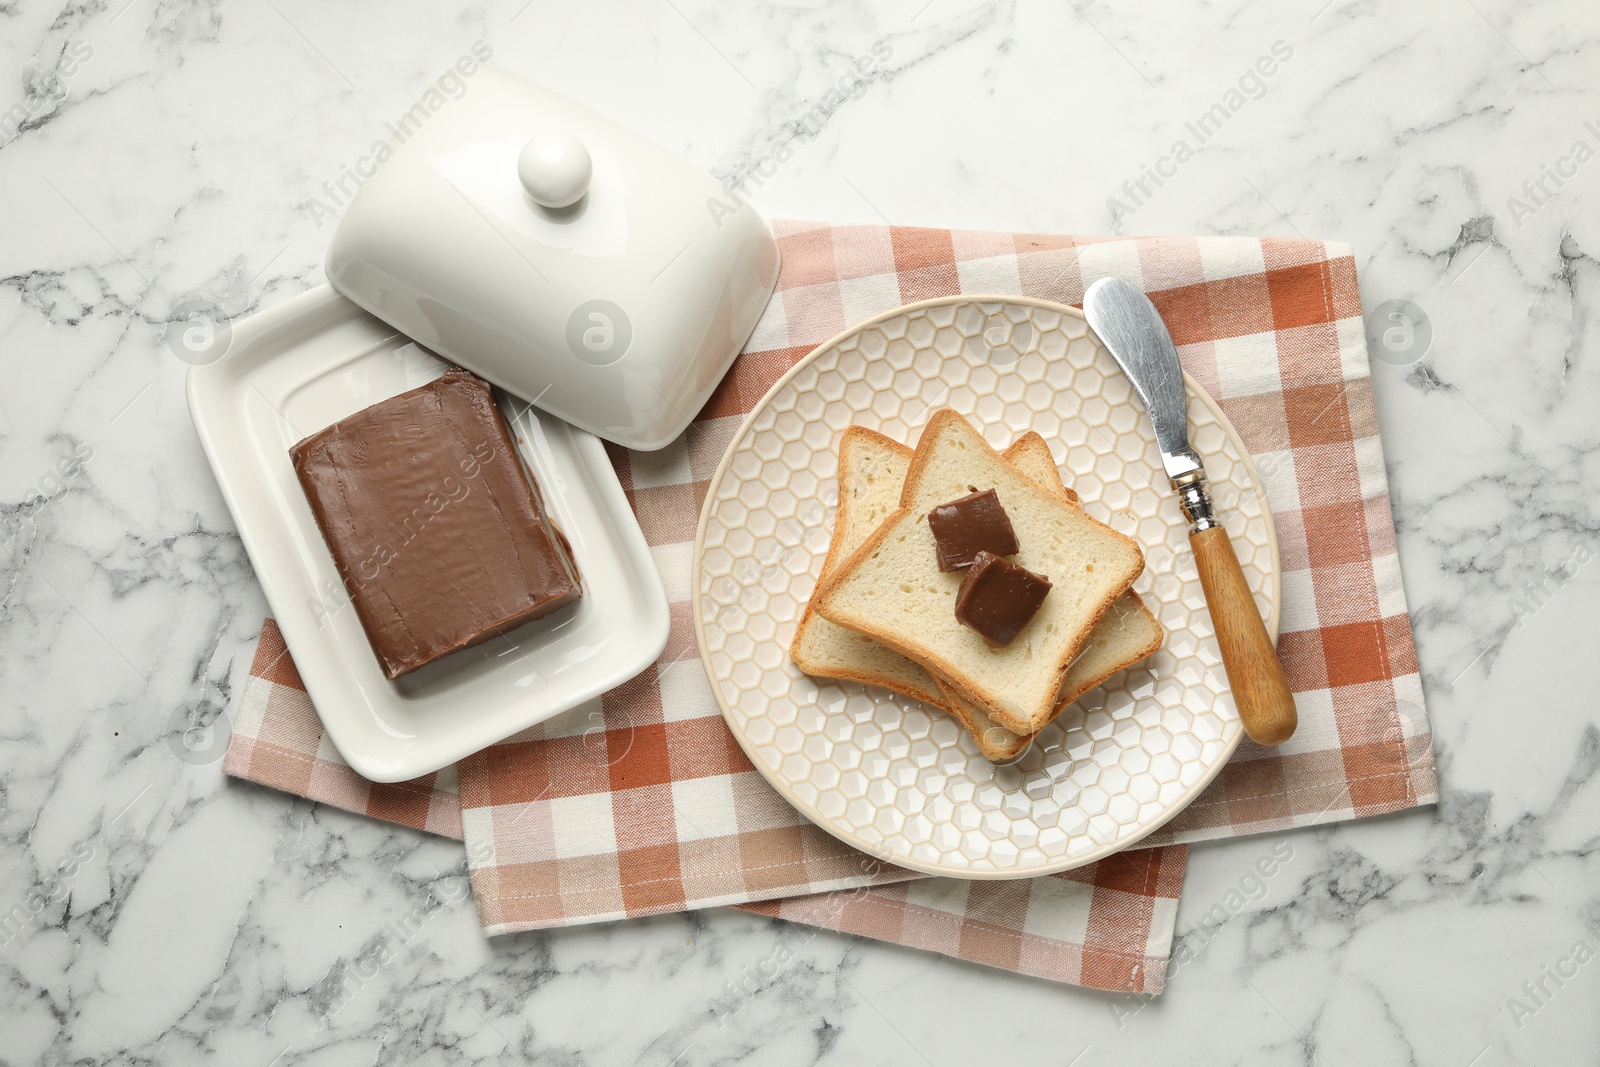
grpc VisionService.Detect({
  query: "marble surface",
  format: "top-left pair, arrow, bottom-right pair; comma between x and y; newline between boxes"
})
2,0 -> 1596,1063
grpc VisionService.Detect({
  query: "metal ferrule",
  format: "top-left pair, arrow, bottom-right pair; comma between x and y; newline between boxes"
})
1172,471 -> 1218,533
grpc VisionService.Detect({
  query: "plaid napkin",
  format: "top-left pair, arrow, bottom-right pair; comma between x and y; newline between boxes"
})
231,621 -> 1184,991
224,223 -> 1436,995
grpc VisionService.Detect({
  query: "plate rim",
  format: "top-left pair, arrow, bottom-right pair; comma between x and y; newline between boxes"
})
186,284 -> 671,782
692,293 -> 1280,878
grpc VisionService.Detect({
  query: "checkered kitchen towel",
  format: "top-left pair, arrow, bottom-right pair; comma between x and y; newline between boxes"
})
225,223 -> 1436,995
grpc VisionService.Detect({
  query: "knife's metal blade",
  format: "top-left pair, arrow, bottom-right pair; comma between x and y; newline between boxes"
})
1082,277 -> 1203,483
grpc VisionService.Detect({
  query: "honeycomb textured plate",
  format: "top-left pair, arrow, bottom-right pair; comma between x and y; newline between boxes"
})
693,296 -> 1279,878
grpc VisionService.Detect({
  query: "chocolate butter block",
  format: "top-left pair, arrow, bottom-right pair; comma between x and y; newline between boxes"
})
927,488 -> 1019,571
954,551 -> 1051,647
290,367 -> 581,679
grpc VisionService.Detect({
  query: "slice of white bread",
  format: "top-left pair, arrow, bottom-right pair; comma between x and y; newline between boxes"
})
933,434 -> 1074,759
791,427 -> 950,711
790,430 -> 1059,758
1002,436 -> 1161,713
791,429 -> 1066,758
793,426 -> 1160,760
814,409 -> 1145,734
936,434 -> 1163,755
1053,589 -> 1164,708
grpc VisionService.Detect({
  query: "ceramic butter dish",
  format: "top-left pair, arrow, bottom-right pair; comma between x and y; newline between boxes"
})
326,67 -> 779,450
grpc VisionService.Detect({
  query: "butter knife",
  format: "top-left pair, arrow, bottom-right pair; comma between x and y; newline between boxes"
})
1083,277 -> 1297,746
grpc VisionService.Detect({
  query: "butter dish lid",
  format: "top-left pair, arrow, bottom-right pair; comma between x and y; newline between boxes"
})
325,67 -> 779,451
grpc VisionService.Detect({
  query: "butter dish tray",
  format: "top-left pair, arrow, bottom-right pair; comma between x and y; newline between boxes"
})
187,285 -> 670,782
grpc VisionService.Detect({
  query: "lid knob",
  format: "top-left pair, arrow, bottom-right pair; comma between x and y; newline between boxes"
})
517,132 -> 592,209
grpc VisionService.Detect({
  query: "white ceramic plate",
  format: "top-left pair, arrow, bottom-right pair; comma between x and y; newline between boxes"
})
693,296 -> 1278,878
188,285 -> 669,782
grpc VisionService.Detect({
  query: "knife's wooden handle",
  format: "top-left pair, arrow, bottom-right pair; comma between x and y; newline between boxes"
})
1189,525 -> 1297,746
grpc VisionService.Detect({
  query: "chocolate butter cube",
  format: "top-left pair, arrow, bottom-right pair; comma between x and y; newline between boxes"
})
927,488 -> 1019,571
954,551 -> 1051,647
290,367 -> 581,679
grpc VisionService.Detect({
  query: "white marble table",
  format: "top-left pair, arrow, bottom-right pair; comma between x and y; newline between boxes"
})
3,1 -> 1597,1063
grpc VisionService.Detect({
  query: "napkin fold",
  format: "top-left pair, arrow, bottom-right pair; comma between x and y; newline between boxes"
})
225,223 -> 1436,995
